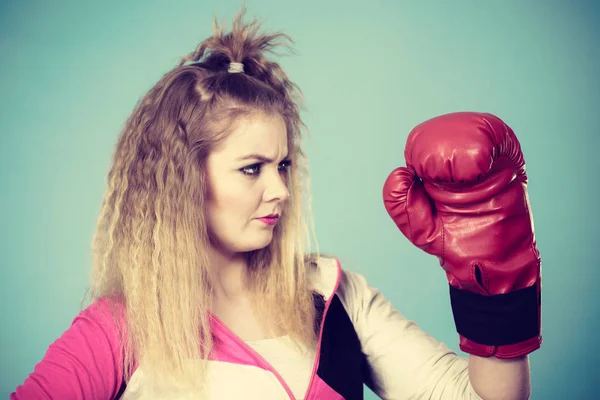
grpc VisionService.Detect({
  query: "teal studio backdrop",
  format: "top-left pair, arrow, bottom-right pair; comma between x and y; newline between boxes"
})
1,0 -> 598,398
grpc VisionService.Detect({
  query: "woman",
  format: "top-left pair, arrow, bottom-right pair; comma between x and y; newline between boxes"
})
11,9 -> 540,400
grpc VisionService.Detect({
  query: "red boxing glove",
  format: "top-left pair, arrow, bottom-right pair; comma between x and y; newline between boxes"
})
382,112 -> 542,359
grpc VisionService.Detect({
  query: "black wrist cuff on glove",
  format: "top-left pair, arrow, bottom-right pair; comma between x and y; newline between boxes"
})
449,284 -> 540,346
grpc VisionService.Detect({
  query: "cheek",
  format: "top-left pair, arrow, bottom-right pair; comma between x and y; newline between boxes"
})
210,180 -> 260,223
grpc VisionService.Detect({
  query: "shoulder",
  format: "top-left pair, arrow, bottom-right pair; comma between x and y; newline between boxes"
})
10,295 -> 128,399
76,295 -> 127,333
306,253 -> 389,328
67,295 -> 130,370
305,253 -> 376,305
66,295 -> 128,364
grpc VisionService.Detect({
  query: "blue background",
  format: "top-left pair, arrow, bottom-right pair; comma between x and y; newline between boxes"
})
1,0 -> 598,398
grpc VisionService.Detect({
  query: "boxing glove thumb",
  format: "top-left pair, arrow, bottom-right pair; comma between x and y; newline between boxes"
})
382,166 -> 442,255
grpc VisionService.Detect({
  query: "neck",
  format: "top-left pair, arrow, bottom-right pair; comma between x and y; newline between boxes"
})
209,248 -> 250,303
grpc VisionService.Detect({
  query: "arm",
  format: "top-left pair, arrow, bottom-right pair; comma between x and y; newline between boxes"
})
10,297 -> 126,400
468,355 -> 531,400
338,268 -> 480,399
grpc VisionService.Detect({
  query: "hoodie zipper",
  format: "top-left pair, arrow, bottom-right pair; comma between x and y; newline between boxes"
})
211,316 -> 297,398
302,259 -> 342,400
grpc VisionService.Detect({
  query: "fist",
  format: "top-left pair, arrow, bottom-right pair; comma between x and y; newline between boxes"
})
382,112 -> 542,359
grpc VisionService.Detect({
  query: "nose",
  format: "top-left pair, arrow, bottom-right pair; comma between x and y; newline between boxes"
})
263,169 -> 290,203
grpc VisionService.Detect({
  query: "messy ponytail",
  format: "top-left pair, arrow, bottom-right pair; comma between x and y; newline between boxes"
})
88,7 -> 318,394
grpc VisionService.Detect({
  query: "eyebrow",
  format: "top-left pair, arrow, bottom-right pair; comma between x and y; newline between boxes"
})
237,153 -> 289,163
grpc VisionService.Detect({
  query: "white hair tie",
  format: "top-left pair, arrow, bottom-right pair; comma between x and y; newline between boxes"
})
228,62 -> 244,73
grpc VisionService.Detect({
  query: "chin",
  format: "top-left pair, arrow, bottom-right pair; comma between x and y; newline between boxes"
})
242,234 -> 275,252
250,240 -> 274,252
218,232 -> 273,254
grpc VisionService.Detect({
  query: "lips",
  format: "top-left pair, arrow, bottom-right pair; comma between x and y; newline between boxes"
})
257,214 -> 280,226
261,214 -> 279,219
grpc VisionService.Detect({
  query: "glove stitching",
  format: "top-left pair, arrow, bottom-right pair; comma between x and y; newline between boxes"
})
405,173 -> 415,241
435,209 -> 446,264
439,204 -> 445,262
522,192 -> 542,278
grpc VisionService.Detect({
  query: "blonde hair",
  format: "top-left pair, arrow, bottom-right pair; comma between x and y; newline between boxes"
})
86,9 -> 319,392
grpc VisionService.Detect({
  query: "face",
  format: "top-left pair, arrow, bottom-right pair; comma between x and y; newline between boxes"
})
205,112 -> 291,257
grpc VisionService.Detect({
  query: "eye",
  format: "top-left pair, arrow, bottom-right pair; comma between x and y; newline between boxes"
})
240,163 -> 262,176
278,159 -> 292,173
239,159 -> 291,177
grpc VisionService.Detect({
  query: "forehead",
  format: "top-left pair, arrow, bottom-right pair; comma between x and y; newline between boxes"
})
214,112 -> 288,157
